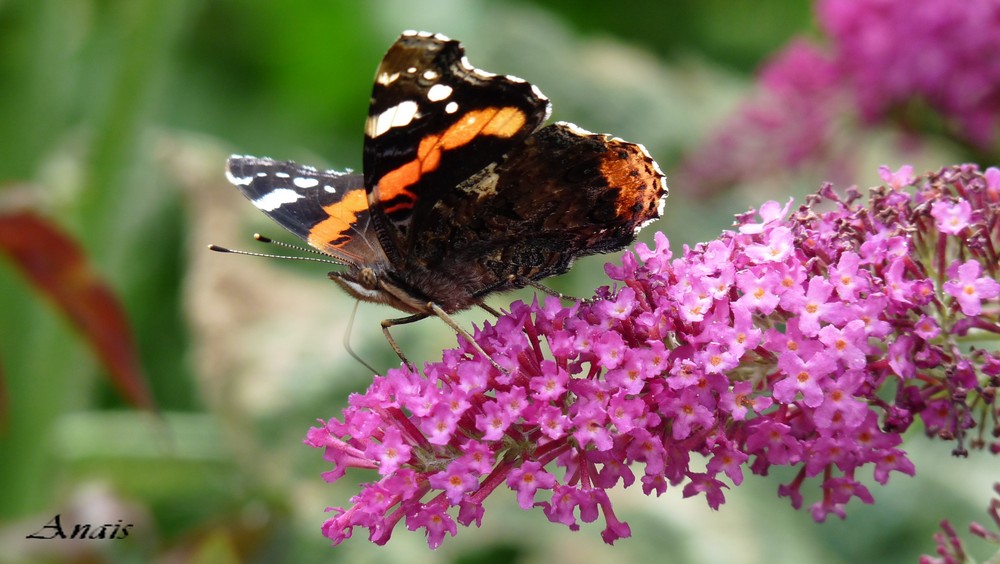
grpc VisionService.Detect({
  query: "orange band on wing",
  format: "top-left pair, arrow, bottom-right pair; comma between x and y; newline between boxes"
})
376,106 -> 527,210
478,106 -> 526,138
307,188 -> 369,249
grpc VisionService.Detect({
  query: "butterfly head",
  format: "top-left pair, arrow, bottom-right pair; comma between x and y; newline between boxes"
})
329,265 -> 430,315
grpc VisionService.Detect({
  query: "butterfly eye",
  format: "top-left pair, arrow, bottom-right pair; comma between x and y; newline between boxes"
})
359,267 -> 378,290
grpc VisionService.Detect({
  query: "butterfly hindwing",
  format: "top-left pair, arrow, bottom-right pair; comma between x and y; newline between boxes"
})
407,122 -> 667,297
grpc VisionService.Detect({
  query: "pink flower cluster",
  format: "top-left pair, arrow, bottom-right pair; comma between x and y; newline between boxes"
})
678,41 -> 843,196
820,0 -> 1000,148
306,164 -> 1000,549
680,0 -> 1000,195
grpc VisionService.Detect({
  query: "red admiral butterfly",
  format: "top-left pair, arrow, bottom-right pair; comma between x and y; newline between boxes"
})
219,30 -> 667,368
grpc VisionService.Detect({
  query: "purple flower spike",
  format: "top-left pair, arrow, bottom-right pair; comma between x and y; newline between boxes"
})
307,165 -> 999,548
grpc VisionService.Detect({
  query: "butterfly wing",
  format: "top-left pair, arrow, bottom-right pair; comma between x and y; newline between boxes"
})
362,31 -> 551,264
408,122 -> 668,297
226,155 -> 383,266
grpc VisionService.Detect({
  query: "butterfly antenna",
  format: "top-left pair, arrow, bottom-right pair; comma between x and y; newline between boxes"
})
207,244 -> 342,265
253,233 -> 329,257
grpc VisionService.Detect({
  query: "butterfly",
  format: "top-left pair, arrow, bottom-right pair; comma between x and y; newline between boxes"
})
219,30 -> 667,369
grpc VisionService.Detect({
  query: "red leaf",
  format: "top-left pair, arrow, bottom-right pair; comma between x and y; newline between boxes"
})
0,211 -> 155,410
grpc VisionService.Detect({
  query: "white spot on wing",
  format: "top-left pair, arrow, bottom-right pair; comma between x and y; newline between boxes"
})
225,158 -> 255,186
445,101 -> 458,114
427,83 -> 453,102
254,188 -> 302,212
275,172 -> 290,178
225,169 -> 253,186
459,55 -> 497,77
377,71 -> 400,85
293,177 -> 320,188
401,30 -> 449,41
422,70 -> 439,80
366,100 -> 420,137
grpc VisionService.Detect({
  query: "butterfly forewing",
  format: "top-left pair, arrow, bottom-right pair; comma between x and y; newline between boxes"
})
226,156 -> 381,265
362,32 -> 551,262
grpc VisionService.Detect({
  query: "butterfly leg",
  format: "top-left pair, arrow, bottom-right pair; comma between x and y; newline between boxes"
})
428,303 -> 508,374
478,303 -> 503,317
514,276 -> 593,305
382,313 -> 430,370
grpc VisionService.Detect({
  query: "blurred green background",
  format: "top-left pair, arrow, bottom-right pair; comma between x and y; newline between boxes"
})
0,0 -> 994,562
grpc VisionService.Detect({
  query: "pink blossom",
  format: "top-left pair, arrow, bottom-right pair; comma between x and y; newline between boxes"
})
739,199 -> 793,234
507,461 -> 557,510
368,427 -> 411,476
829,252 -> 870,301
775,350 -> 835,407
406,503 -> 457,549
735,269 -> 781,314
745,226 -> 794,263
817,320 -> 869,370
429,463 -> 479,504
788,276 -> 835,336
931,200 -> 973,235
475,399 -> 512,440
879,165 -> 915,190
944,260 -> 1000,315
